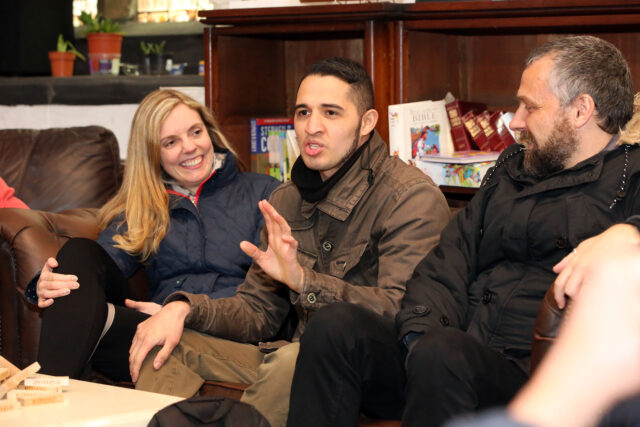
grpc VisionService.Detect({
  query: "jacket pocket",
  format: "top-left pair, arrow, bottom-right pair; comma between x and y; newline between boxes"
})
329,242 -> 369,279
566,194 -> 613,247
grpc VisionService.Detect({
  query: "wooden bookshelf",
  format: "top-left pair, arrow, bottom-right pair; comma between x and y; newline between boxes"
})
200,0 -> 640,184
398,0 -> 640,111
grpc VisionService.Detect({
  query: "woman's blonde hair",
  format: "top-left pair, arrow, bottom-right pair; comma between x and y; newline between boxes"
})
98,89 -> 239,261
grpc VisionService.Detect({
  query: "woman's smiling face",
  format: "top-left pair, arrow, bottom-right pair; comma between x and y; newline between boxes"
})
159,103 -> 214,192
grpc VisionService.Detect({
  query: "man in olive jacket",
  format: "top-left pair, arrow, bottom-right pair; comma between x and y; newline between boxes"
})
286,36 -> 640,427
128,57 -> 450,427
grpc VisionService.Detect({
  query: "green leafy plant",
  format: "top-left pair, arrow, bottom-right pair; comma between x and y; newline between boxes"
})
56,34 -> 86,61
79,11 -> 121,34
140,40 -> 167,55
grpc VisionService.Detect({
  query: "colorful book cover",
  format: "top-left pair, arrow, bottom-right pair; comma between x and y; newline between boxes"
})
416,150 -> 498,188
389,99 -> 454,164
250,118 -> 294,181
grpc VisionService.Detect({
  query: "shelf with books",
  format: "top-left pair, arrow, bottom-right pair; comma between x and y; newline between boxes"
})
200,0 -> 640,206
199,3 -> 401,168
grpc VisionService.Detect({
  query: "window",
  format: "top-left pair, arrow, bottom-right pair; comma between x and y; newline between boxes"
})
72,0 -> 214,26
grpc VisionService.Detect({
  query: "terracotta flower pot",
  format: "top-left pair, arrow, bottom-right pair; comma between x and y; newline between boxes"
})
86,32 -> 123,75
49,51 -> 76,77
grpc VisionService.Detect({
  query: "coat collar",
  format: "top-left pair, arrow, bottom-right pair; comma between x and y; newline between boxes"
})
168,151 -> 239,208
503,136 -> 626,197
299,131 -> 387,221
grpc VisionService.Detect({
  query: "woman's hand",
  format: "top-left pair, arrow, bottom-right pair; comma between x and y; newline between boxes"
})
124,299 -> 162,316
36,257 -> 79,308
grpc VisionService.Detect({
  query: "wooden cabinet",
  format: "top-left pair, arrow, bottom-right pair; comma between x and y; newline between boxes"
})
200,0 -> 640,169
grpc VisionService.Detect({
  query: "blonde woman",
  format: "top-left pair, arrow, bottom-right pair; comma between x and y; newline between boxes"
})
26,89 -> 279,381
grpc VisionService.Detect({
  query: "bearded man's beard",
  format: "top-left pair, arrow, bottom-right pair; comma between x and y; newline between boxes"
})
520,115 -> 579,177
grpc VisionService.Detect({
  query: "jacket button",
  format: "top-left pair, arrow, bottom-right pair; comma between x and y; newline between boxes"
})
306,293 -> 317,304
555,237 -> 567,249
440,316 -> 450,326
322,241 -> 333,252
482,291 -> 492,305
413,305 -> 430,315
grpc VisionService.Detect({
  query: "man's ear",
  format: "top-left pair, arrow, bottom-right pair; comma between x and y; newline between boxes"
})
360,109 -> 379,136
572,94 -> 597,129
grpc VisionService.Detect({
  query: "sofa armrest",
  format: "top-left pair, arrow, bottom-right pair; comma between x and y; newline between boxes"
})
530,284 -> 566,374
0,208 -> 101,367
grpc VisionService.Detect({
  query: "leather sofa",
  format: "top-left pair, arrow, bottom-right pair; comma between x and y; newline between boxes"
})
0,126 -> 123,368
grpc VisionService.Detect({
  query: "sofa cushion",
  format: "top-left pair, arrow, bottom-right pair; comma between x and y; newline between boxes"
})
0,126 -> 121,212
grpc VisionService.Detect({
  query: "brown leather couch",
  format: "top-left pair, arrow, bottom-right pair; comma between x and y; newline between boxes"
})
0,126 -> 122,368
530,284 -> 565,373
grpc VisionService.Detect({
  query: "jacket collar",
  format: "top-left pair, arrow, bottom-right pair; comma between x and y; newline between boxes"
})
300,131 -> 387,221
503,136 -> 623,197
168,151 -> 239,208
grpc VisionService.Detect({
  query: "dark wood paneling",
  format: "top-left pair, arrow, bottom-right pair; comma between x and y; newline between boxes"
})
284,38 -> 363,114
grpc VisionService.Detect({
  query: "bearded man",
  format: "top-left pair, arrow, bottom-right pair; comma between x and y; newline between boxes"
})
286,35 -> 640,427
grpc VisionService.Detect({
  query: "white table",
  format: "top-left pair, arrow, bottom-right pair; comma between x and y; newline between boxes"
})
0,379 -> 183,426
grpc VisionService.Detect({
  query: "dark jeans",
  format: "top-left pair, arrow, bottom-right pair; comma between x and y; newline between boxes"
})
404,328 -> 528,426
37,238 -> 149,381
287,303 -> 406,427
287,303 -> 528,427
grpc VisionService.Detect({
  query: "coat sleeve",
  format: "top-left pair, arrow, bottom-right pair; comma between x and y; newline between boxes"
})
396,152 -> 509,341
164,237 -> 294,343
0,177 -> 28,209
294,179 -> 451,320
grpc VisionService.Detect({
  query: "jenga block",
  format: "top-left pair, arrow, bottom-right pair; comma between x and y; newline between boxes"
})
0,368 -> 9,382
24,385 -> 63,393
24,376 -> 69,388
0,362 -> 40,399
8,389 -> 60,400
0,356 -> 20,377
0,399 -> 20,412
16,392 -> 64,406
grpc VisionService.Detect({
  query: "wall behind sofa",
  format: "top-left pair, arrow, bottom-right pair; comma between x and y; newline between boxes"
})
0,78 -> 204,159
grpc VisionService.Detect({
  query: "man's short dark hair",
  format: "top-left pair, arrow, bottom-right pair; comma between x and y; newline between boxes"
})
300,57 -> 375,114
526,35 -> 633,134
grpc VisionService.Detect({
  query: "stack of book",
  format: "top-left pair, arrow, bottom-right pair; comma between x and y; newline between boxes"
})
388,99 -> 454,164
250,118 -> 298,182
415,151 -> 499,188
388,96 -> 517,187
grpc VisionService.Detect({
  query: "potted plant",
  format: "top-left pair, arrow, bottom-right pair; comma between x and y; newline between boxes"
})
141,40 -> 171,75
79,11 -> 123,75
49,34 -> 86,77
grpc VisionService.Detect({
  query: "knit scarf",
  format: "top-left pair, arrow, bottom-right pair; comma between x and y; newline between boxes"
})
291,134 -> 372,203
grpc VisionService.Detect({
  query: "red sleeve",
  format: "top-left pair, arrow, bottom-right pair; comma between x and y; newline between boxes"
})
0,177 -> 29,209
